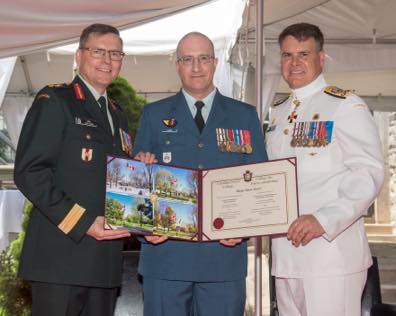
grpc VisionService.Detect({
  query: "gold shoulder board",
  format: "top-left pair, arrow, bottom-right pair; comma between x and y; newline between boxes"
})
47,83 -> 68,89
272,95 -> 289,107
324,86 -> 353,99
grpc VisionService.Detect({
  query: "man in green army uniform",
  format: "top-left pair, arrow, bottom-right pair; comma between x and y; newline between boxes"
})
14,24 -> 134,316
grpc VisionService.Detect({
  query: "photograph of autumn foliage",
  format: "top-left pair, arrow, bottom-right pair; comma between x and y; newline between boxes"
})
105,156 -> 199,240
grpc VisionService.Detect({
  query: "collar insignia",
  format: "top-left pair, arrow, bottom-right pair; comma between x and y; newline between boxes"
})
73,83 -> 86,100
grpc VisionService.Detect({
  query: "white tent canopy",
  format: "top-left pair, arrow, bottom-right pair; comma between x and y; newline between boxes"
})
0,0 -> 211,58
50,0 -> 245,56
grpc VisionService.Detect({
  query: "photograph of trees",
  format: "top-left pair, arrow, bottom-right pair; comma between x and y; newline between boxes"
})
105,156 -> 199,240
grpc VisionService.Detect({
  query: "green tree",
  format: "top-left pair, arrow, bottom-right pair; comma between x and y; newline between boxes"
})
155,169 -> 173,194
0,201 -> 32,316
107,76 -> 148,138
105,198 -> 124,225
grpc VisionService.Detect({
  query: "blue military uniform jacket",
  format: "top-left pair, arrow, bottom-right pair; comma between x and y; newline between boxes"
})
15,76 -> 129,288
133,90 -> 267,282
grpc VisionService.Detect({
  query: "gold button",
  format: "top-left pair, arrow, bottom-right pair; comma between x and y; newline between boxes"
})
198,143 -> 204,148
283,129 -> 289,135
165,140 -> 171,145
86,134 -> 91,140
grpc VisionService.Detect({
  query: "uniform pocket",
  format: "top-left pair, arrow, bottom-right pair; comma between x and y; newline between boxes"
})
60,125 -> 106,171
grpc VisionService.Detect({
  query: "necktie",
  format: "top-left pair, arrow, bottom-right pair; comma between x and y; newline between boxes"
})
194,101 -> 205,133
98,96 -> 111,132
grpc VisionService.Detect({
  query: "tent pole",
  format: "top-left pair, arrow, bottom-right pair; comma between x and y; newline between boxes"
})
254,0 -> 264,316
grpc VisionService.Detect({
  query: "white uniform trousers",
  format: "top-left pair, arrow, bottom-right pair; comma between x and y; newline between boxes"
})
275,270 -> 367,316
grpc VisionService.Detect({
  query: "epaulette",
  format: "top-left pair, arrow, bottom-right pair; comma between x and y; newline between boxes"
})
36,93 -> 51,100
47,83 -> 69,89
324,86 -> 353,99
272,95 -> 290,107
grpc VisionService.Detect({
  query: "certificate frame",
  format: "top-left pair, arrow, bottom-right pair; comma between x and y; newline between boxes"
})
105,155 -> 298,241
200,158 -> 298,240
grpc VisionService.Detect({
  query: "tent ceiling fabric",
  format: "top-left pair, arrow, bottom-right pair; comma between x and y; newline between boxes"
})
262,0 -> 329,25
50,0 -> 247,56
263,0 -> 396,41
0,0 -> 209,58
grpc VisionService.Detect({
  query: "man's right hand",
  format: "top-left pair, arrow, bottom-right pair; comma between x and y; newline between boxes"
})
87,216 -> 130,240
144,235 -> 168,244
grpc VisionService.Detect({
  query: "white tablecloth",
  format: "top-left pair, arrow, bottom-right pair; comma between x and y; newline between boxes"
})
0,190 -> 25,252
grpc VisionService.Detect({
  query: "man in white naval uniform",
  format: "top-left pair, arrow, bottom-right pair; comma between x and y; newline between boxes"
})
266,23 -> 384,316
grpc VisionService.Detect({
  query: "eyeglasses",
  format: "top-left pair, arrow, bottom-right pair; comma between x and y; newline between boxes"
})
80,47 -> 125,61
177,55 -> 214,66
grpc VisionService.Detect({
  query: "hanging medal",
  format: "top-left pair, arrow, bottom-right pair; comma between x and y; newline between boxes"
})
290,123 -> 298,147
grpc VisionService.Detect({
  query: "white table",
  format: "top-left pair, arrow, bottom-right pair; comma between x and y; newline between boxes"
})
0,190 -> 25,252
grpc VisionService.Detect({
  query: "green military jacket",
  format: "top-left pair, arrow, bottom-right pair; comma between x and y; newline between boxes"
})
14,76 -> 130,287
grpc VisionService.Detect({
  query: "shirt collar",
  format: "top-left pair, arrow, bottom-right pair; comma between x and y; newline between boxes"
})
182,88 -> 217,122
292,74 -> 327,100
78,74 -> 107,103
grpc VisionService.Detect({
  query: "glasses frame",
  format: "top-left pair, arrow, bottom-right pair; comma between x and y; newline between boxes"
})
79,47 -> 125,61
177,54 -> 215,66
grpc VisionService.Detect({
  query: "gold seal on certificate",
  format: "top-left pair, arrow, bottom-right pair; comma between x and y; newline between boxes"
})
105,155 -> 299,241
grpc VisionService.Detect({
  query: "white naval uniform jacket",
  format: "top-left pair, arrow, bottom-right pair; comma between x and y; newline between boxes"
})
266,74 -> 384,278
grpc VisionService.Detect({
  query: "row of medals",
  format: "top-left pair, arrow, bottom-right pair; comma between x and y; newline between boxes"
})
218,141 -> 253,154
289,99 -> 328,148
290,134 -> 328,148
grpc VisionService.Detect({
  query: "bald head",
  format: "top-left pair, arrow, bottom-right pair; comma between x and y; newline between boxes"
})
175,32 -> 217,100
176,32 -> 215,58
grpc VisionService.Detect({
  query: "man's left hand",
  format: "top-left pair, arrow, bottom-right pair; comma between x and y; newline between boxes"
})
287,215 -> 325,247
219,238 -> 243,247
134,151 -> 157,164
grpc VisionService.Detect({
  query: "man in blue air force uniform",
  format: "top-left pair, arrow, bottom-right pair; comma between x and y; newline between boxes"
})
133,32 -> 267,316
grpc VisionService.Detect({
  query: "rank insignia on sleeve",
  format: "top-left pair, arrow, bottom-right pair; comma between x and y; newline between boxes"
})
81,148 -> 93,161
73,83 -> 86,100
162,118 -> 177,128
324,86 -> 353,99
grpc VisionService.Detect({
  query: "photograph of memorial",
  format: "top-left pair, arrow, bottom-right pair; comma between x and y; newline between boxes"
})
105,156 -> 199,240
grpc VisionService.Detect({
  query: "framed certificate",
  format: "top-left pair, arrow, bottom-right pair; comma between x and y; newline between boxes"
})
105,155 -> 298,241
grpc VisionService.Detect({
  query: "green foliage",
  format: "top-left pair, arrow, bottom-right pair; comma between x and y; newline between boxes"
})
105,198 -> 124,225
107,76 -> 148,138
0,201 -> 32,316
